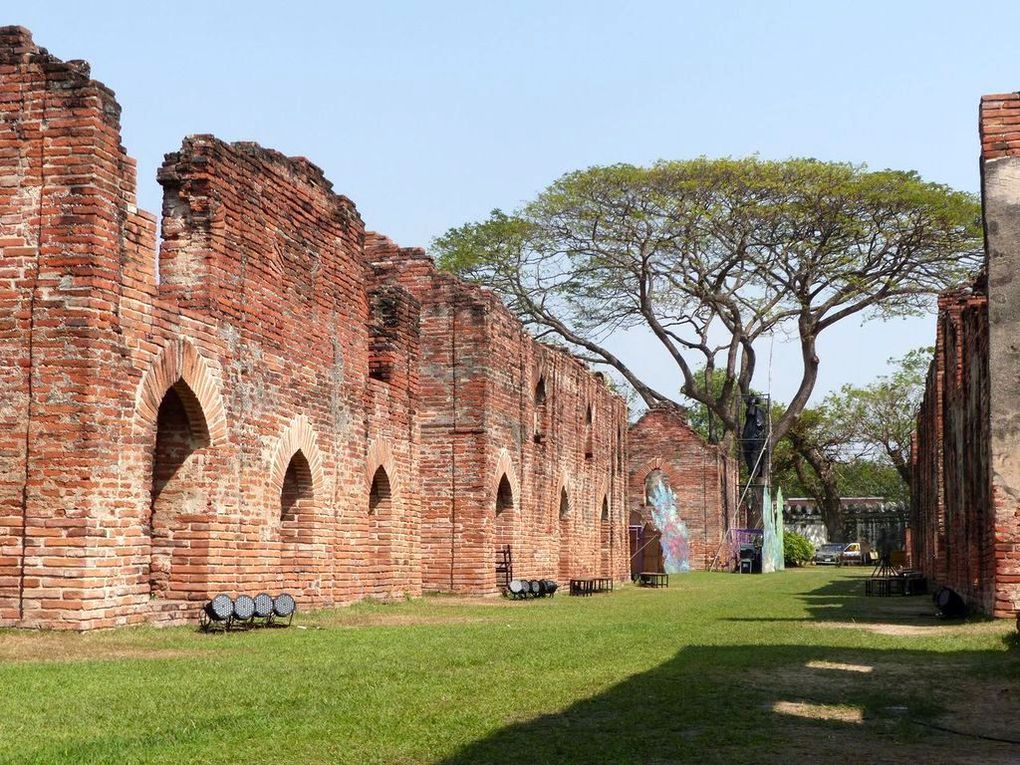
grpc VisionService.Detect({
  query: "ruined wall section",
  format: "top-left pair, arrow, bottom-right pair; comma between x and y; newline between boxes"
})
628,406 -> 734,570
369,240 -> 629,593
912,273 -> 995,615
980,92 -> 1020,616
0,28 -> 425,628
911,91 -> 1020,617
365,237 -> 489,592
939,283 -> 993,611
911,307 -> 949,589
363,266 -> 421,598
484,306 -> 629,586
0,27 -> 158,628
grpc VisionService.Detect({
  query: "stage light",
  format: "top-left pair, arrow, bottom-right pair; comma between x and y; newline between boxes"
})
253,592 -> 273,619
273,592 -> 296,623
233,594 -> 256,622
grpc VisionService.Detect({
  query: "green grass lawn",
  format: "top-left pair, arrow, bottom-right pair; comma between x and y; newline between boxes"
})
1,568 -> 1018,764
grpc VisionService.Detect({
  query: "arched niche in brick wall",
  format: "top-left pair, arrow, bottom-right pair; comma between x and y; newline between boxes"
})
533,373 -> 548,444
269,415 -> 326,511
600,494 -> 612,577
491,449 -> 519,564
270,416 -> 326,590
136,339 -> 228,447
584,404 -> 594,459
557,480 -> 573,581
134,339 -> 228,604
365,439 -> 401,593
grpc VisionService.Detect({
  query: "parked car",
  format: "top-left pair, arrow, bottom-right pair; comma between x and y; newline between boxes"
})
814,543 -> 846,565
813,541 -> 870,566
840,542 -> 866,565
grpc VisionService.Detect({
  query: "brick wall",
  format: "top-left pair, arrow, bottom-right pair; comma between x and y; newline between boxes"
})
911,90 -> 1020,618
979,92 -> 1020,160
0,28 -> 630,628
911,280 -> 992,610
628,406 -> 735,571
368,238 -> 630,592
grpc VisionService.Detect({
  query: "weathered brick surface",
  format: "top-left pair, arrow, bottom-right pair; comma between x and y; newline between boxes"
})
911,281 -> 992,610
980,92 -> 1020,160
627,406 -> 736,570
368,238 -> 630,591
912,91 -> 1020,618
0,29 -> 632,629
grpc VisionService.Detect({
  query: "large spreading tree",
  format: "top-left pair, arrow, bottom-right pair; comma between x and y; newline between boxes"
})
434,158 -> 982,455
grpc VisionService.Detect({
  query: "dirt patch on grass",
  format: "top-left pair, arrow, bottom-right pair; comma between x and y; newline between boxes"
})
314,613 -> 492,629
810,619 -> 1012,637
744,646 -> 1020,762
301,593 -> 554,629
0,632 -> 197,664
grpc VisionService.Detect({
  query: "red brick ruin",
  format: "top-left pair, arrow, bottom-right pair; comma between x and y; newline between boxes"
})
911,93 -> 1020,618
627,406 -> 736,576
0,29 -> 741,630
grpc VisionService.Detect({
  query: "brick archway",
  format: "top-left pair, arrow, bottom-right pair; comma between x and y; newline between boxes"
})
492,449 -> 519,584
492,448 -> 520,513
593,477 -> 612,577
365,438 -> 402,597
366,438 -> 399,501
269,414 -> 326,504
557,477 -> 574,581
271,415 -> 326,595
134,339 -> 228,605
135,338 -> 228,446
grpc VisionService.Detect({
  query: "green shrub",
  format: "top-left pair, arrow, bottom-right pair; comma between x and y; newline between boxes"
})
784,531 -> 814,567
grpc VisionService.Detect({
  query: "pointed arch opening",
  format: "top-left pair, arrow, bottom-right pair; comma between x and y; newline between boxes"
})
279,448 -> 318,588
600,495 -> 612,576
558,486 -> 571,580
366,464 -> 397,593
496,474 -> 514,516
281,450 -> 313,519
149,380 -> 213,601
534,376 -> 547,444
584,404 -> 594,459
369,466 -> 392,515
493,472 -> 515,583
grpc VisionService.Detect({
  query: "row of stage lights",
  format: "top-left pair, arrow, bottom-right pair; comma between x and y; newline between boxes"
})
200,592 -> 296,631
506,579 -> 558,599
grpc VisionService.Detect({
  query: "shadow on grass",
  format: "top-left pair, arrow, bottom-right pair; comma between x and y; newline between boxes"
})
438,637 -> 1020,765
440,573 -> 1019,764
723,571 -> 998,627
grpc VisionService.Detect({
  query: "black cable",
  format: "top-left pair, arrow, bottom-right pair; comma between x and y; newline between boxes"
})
909,718 -> 1020,745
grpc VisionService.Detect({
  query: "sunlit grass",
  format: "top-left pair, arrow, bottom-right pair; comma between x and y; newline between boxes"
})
0,568 -> 1016,764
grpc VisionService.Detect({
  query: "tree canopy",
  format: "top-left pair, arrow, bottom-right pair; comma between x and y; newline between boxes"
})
434,158 -> 981,451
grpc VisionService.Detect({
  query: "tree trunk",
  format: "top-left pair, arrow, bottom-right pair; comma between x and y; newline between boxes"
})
820,487 -> 844,542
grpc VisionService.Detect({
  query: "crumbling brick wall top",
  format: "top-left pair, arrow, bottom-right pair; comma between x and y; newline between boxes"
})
980,92 -> 1020,160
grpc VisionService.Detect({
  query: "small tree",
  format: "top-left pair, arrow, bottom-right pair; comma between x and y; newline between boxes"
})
826,348 -> 931,491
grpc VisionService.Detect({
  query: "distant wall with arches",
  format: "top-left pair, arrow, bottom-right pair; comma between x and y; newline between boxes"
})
371,240 -> 631,592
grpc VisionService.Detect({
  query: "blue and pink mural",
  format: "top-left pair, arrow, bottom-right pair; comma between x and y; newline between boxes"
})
645,470 -> 690,573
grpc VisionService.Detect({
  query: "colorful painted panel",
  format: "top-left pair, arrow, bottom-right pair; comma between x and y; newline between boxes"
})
645,470 -> 690,573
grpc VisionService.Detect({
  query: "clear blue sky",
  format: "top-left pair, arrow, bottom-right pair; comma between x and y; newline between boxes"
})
14,1 -> 1020,405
